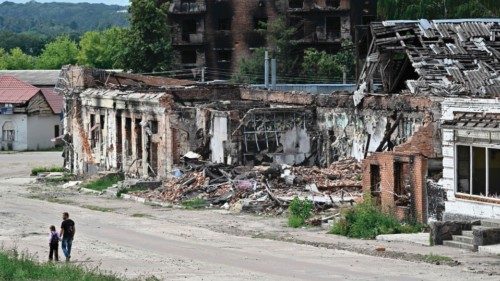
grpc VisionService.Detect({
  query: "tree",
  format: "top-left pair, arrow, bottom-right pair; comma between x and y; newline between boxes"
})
37,35 -> 78,69
232,48 -> 266,84
78,27 -> 127,69
302,40 -> 355,83
232,17 -> 298,83
1,48 -> 36,70
122,0 -> 172,72
377,0 -> 497,20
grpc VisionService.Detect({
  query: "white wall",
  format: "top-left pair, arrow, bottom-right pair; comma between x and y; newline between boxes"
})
0,114 -> 28,151
27,115 -> 61,150
441,98 -> 500,219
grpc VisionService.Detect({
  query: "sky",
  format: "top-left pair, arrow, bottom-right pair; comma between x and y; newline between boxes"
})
0,0 -> 129,5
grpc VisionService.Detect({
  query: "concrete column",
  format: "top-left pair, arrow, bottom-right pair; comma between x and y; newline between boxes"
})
141,114 -> 149,178
165,113 -> 173,175
95,112 -> 102,164
121,114 -> 127,172
130,112 -> 137,163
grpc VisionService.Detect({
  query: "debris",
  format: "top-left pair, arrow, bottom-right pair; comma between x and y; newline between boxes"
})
375,246 -> 386,252
62,181 -> 82,189
129,158 -> 363,216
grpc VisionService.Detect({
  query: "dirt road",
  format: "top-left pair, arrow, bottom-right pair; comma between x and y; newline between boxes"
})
0,152 -> 497,280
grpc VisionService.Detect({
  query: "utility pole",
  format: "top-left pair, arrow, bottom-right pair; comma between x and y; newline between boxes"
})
264,50 -> 269,89
201,67 -> 205,83
271,59 -> 277,90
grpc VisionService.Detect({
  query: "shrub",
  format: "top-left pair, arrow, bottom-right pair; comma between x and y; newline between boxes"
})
288,197 -> 314,228
83,174 -> 124,192
330,195 -> 424,239
181,198 -> 207,209
31,166 -> 65,176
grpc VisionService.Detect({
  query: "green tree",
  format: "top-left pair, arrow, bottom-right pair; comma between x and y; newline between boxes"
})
232,17 -> 298,83
37,35 -> 78,69
1,47 -> 36,70
301,40 -> 355,83
232,48 -> 266,84
122,0 -> 172,72
0,48 -> 7,69
377,0 -> 497,20
78,27 -> 127,69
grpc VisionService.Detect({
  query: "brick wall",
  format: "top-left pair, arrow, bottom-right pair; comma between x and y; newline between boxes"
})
363,151 -> 428,223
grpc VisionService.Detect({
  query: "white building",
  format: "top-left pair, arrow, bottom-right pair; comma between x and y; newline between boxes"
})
442,98 -> 500,219
0,75 -> 62,151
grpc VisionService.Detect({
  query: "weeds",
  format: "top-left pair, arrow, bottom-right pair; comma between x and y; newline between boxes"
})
423,253 -> 453,264
181,198 -> 207,209
0,249 -> 120,281
83,174 -> 124,192
131,213 -> 152,218
330,195 -> 424,239
82,205 -> 115,212
288,197 -> 313,228
31,166 -> 66,176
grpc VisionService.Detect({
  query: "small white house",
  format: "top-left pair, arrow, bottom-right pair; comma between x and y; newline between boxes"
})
441,98 -> 500,219
0,75 -> 62,151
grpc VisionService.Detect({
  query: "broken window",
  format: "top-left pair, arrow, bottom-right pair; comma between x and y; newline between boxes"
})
253,17 -> 267,30
217,18 -> 231,31
326,0 -> 340,7
489,148 -> 500,197
394,161 -> 410,206
125,117 -> 132,157
2,121 -> 14,141
217,50 -> 232,63
135,118 -> 142,159
181,50 -> 197,64
326,16 -> 341,38
182,19 -> 197,42
180,0 -> 197,12
456,145 -> 500,198
289,0 -> 303,9
89,114 -> 98,149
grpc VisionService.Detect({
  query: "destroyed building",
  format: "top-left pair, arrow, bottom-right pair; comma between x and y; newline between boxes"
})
58,18 -> 500,223
356,19 -> 500,221
167,0 -> 377,79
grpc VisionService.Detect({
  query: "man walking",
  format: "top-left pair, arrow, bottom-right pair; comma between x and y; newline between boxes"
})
60,212 -> 75,262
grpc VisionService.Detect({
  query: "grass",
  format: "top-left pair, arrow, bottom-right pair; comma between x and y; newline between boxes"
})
31,166 -> 66,176
423,253 -> 453,264
330,195 -> 424,239
131,213 -> 152,218
82,205 -> 115,212
0,249 -> 121,281
181,198 -> 207,209
288,197 -> 313,228
82,174 -> 124,192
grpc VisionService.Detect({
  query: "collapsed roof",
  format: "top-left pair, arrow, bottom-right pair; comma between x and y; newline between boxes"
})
355,19 -> 500,105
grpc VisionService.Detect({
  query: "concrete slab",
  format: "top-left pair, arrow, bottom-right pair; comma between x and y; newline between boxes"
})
376,232 -> 431,246
478,244 -> 500,255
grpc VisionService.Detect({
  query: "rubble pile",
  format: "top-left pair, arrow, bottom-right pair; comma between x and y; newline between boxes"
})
131,158 -> 363,215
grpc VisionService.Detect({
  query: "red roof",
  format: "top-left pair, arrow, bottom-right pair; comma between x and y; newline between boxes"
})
0,75 -> 40,104
40,88 -> 63,114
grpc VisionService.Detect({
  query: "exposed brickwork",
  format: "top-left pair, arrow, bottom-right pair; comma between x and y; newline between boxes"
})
362,151 -> 428,223
168,0 -> 377,79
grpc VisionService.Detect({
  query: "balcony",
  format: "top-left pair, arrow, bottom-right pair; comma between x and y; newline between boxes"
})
169,2 -> 206,15
173,33 -> 205,45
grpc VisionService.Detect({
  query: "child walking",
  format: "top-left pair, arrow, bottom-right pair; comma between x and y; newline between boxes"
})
48,225 -> 60,261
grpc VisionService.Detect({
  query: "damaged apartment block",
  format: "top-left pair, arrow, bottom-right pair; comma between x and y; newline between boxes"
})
167,0 -> 376,79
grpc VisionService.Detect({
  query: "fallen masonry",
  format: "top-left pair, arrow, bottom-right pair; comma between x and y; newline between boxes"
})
57,65 -> 439,220
128,158 -> 362,215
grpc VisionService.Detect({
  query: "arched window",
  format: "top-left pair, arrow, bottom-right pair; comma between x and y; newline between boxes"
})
2,121 -> 15,141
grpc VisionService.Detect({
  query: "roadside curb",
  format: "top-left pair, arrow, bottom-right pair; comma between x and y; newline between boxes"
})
79,187 -> 104,195
121,194 -> 172,208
